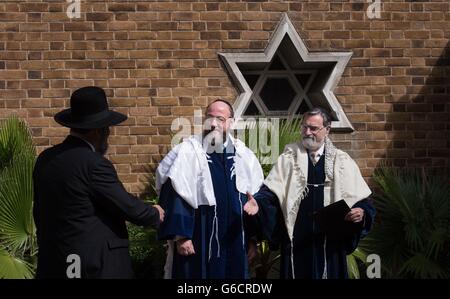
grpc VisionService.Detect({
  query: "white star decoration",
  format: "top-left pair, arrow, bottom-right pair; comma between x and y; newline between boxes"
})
219,13 -> 354,131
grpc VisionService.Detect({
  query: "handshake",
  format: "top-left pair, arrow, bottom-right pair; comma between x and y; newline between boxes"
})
153,204 -> 165,223
157,191 -> 258,228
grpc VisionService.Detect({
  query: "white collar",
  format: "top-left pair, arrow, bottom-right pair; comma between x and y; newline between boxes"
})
310,142 -> 325,157
70,133 -> 96,152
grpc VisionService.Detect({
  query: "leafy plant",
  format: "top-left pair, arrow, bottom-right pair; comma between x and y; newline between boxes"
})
250,239 -> 281,279
242,117 -> 302,177
128,222 -> 166,279
0,248 -> 34,279
277,117 -> 302,161
359,167 -> 450,278
131,172 -> 167,278
0,116 -> 37,278
346,248 -> 368,279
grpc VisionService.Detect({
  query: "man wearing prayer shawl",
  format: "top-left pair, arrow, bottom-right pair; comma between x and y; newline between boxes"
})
156,100 -> 263,279
249,107 -> 376,279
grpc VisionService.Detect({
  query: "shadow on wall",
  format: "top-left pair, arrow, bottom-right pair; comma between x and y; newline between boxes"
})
375,40 -> 450,175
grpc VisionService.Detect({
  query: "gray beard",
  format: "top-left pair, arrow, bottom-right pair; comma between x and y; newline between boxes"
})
302,137 -> 323,151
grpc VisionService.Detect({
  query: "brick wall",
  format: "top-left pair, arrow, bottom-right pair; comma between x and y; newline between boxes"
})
0,0 -> 449,193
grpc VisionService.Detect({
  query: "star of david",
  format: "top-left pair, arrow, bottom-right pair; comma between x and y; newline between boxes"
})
220,13 -> 354,131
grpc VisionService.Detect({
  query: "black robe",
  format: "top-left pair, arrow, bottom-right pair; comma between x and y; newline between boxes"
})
255,152 -> 376,279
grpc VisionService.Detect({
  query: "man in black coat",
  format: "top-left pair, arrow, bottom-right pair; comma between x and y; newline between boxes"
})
33,86 -> 164,279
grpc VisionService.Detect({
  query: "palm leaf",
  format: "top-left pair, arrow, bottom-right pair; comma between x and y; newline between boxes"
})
361,167 -> 450,278
243,117 -> 302,176
347,254 -> 360,279
278,117 -> 302,154
0,247 -> 34,279
426,228 -> 447,260
0,116 -> 35,169
347,248 -> 368,279
0,116 -> 37,277
400,253 -> 448,279
0,157 -> 35,255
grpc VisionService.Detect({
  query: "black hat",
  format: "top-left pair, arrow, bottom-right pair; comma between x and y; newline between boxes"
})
54,86 -> 127,129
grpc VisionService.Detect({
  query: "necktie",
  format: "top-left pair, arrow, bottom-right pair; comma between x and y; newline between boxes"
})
311,152 -> 318,165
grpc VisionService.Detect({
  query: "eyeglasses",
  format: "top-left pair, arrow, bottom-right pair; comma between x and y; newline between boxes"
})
206,115 -> 232,124
301,125 -> 327,134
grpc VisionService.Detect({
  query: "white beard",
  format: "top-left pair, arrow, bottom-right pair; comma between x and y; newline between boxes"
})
302,136 -> 324,151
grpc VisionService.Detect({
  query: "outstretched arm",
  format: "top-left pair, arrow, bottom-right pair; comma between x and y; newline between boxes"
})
251,185 -> 284,249
90,158 -> 163,227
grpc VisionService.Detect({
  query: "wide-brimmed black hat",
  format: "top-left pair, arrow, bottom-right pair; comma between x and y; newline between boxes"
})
54,86 -> 127,129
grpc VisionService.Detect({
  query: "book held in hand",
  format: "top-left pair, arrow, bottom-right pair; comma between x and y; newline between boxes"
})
313,200 -> 363,240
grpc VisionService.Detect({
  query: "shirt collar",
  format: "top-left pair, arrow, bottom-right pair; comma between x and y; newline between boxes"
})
315,143 -> 325,157
308,142 -> 325,159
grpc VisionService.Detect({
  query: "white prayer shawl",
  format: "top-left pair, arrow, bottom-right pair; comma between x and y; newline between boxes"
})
264,137 -> 371,278
156,135 -> 264,207
156,134 -> 264,278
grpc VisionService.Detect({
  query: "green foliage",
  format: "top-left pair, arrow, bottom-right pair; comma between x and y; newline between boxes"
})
0,116 -> 37,278
243,117 -> 302,177
250,240 -> 280,279
277,117 -> 302,158
128,222 -> 166,279
347,248 -> 368,279
130,169 -> 166,278
0,248 -> 35,279
359,167 -> 450,278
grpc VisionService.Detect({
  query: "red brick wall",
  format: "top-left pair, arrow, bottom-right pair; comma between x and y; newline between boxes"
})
0,1 -> 449,193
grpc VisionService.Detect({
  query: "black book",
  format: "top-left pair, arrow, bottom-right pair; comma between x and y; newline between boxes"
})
313,200 -> 363,240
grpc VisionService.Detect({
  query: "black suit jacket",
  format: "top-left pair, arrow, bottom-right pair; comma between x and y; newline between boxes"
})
33,135 -> 160,278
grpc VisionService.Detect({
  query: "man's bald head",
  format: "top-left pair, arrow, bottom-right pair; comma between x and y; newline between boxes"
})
206,99 -> 234,119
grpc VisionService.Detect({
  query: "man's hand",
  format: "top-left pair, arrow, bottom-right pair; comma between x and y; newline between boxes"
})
176,239 -> 195,256
344,208 -> 364,223
244,192 -> 259,216
153,204 -> 165,223
247,240 -> 257,263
